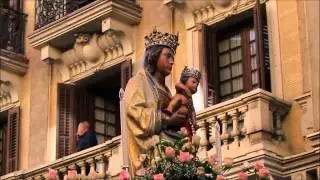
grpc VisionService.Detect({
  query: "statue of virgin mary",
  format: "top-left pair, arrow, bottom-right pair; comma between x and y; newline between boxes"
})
124,29 -> 187,174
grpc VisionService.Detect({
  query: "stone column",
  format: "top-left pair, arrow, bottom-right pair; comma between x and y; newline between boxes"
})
238,106 -> 248,142
196,119 -> 208,160
104,151 -> 112,177
86,158 -> 96,175
230,110 -> 240,146
77,161 -> 87,176
218,113 -> 229,148
208,116 -> 218,147
59,167 -> 67,179
95,155 -> 106,178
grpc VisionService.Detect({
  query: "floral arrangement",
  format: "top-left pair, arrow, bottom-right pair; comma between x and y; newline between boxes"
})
126,127 -> 232,180
237,161 -> 272,180
119,127 -> 273,180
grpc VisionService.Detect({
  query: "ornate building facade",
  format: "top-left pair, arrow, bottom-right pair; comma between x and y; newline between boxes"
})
0,0 -> 319,179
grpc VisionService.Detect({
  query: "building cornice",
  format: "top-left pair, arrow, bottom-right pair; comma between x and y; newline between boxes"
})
225,148 -> 320,179
0,49 -> 29,76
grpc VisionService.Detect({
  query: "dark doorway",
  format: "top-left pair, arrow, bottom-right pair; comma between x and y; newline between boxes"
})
56,60 -> 132,158
75,64 -> 122,144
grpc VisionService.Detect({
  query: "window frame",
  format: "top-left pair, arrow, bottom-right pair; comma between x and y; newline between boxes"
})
93,96 -> 119,142
205,5 -> 270,106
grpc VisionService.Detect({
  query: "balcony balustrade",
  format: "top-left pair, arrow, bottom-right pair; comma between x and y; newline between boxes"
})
196,89 -> 291,160
1,136 -> 121,180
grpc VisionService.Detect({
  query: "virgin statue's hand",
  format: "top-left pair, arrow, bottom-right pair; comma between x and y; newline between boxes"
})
162,106 -> 187,130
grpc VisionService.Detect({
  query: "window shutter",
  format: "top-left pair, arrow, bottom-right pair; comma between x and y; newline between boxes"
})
253,0 -> 266,89
203,24 -> 218,106
262,23 -> 271,91
121,60 -> 132,90
6,107 -> 20,173
57,83 -> 75,158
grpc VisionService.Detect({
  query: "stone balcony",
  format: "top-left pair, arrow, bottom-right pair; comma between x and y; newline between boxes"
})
195,89 -> 320,178
29,0 -> 142,49
1,136 -> 122,180
29,0 -> 142,83
195,89 -> 294,177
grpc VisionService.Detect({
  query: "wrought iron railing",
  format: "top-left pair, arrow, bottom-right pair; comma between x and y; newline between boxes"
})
0,7 -> 26,54
34,0 -> 138,29
35,0 -> 97,29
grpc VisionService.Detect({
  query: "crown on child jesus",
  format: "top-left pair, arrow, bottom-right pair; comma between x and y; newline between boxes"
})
144,28 -> 179,54
181,66 -> 201,82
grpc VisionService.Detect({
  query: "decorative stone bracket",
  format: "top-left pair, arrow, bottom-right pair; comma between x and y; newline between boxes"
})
40,18 -> 135,82
183,0 -> 263,29
0,80 -> 18,111
0,81 -> 11,108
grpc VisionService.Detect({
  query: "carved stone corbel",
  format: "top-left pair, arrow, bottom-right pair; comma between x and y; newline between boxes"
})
0,80 -> 19,111
0,81 -> 12,109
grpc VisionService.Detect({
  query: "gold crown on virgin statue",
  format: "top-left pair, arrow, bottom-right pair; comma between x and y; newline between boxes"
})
144,29 -> 179,54
181,66 -> 201,82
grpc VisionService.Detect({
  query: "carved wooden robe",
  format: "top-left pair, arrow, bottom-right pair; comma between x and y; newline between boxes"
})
124,69 -> 180,174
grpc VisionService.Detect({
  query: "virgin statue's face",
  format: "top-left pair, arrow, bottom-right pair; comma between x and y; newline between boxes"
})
157,47 -> 174,77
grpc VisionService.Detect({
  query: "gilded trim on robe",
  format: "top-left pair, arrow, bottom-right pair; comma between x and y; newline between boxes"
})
124,69 -> 181,175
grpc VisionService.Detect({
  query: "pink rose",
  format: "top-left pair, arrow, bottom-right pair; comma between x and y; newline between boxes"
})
259,168 -> 270,177
153,173 -> 165,180
119,169 -> 130,180
238,171 -> 249,180
255,161 -> 264,170
47,168 -> 57,180
178,151 -> 193,163
208,154 -> 217,165
180,127 -> 189,136
67,169 -> 77,179
165,147 -> 175,158
223,157 -> 233,168
216,175 -> 225,180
